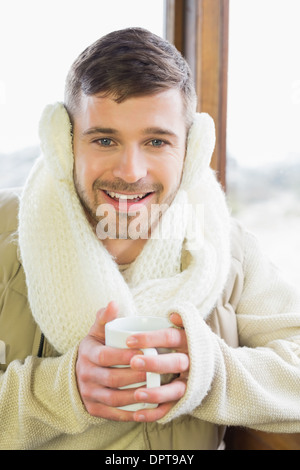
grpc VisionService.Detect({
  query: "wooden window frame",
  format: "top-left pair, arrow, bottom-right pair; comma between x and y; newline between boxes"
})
165,0 -> 229,189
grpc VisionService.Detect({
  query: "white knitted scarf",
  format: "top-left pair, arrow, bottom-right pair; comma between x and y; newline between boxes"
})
18,102 -> 231,366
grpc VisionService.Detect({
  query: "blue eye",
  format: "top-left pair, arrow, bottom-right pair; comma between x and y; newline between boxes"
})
99,138 -> 112,146
151,139 -> 164,147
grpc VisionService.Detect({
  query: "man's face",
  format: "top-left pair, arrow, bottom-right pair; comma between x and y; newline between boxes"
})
72,88 -> 187,239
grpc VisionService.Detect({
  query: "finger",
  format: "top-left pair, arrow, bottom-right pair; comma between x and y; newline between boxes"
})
94,365 -> 147,389
134,379 -> 186,405
169,312 -> 184,328
83,382 -> 145,409
89,301 -> 119,342
98,345 -> 144,367
126,326 -> 188,351
84,338 -> 143,367
133,401 -> 175,423
130,352 -> 189,374
78,352 -> 147,388
83,397 -> 137,422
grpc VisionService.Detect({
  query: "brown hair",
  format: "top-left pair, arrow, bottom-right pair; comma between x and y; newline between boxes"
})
64,27 -> 197,128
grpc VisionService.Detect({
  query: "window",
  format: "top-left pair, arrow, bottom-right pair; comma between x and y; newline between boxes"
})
165,0 -> 229,188
226,0 -> 300,287
0,0 -> 165,187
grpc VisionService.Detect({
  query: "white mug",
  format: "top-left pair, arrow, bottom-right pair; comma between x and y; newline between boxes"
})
105,315 -> 172,411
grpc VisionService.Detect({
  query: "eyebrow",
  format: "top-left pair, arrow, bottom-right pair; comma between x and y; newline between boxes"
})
82,127 -> 118,136
82,126 -> 178,138
142,127 -> 177,138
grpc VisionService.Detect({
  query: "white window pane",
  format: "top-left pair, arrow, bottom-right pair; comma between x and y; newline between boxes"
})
226,0 -> 300,287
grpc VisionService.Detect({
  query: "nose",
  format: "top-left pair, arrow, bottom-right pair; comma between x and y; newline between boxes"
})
112,145 -> 147,183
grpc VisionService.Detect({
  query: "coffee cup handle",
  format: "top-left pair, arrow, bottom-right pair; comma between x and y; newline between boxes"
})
142,348 -> 161,388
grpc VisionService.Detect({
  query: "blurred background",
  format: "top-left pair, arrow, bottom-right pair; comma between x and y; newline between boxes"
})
0,0 -> 299,286
226,0 -> 300,289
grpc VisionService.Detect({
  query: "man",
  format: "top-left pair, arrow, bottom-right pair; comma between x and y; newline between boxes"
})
0,27 -> 300,450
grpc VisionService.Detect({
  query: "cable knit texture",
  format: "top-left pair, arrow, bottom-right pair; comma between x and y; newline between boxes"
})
18,103 -> 231,421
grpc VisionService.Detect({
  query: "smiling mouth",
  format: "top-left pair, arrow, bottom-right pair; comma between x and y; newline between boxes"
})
104,190 -> 153,202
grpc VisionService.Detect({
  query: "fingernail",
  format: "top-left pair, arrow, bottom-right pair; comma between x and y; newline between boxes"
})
136,391 -> 148,400
126,336 -> 138,346
135,414 -> 146,422
132,357 -> 145,369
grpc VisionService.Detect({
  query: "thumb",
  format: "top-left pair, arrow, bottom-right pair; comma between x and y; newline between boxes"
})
89,301 -> 119,342
169,312 -> 184,328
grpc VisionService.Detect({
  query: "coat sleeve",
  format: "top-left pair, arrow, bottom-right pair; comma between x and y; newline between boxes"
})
159,230 -> 300,432
0,345 -> 105,449
0,189 -> 101,449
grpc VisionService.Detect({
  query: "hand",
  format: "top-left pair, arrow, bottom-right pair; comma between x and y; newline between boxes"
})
128,313 -> 189,422
76,301 -> 147,421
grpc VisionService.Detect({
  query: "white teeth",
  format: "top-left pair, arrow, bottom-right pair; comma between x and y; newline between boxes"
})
106,191 -> 147,200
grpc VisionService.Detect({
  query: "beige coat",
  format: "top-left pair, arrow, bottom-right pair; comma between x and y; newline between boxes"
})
1,187 -> 294,450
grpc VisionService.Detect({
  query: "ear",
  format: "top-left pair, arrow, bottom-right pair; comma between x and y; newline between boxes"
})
180,113 -> 216,191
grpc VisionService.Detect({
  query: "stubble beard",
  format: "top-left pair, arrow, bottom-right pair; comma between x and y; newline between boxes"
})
74,172 -> 179,239
73,174 -> 179,240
